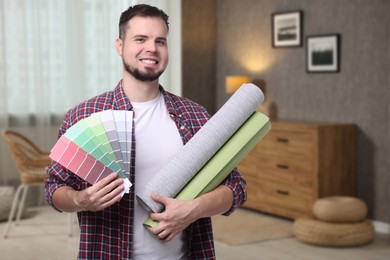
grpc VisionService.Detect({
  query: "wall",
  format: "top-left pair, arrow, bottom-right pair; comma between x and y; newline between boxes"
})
182,0 -> 217,114
183,0 -> 390,223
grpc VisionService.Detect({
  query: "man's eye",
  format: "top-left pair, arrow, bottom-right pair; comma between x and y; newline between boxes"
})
156,40 -> 166,45
135,38 -> 145,43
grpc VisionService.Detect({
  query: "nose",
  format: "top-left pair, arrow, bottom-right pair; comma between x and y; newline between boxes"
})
145,40 -> 157,53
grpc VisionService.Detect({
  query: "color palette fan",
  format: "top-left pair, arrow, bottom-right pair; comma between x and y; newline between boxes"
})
50,110 -> 133,194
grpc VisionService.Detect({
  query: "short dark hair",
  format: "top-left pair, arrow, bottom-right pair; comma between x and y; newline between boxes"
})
118,4 -> 169,39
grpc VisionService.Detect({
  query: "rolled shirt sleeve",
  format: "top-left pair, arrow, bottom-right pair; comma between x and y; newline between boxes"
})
221,167 -> 247,215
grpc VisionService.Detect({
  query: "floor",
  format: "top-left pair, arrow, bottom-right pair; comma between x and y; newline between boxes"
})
0,206 -> 389,260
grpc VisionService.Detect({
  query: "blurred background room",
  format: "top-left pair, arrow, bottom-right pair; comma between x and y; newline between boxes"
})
0,0 -> 389,259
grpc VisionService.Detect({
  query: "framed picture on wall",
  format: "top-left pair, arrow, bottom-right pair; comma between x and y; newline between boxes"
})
272,10 -> 303,48
307,34 -> 341,73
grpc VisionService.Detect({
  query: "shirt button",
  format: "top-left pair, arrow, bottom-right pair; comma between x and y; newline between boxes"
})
180,125 -> 185,130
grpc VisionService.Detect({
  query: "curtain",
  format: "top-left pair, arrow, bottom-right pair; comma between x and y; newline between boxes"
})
0,0 -> 181,185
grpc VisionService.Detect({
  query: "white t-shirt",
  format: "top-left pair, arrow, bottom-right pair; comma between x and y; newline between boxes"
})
132,91 -> 187,259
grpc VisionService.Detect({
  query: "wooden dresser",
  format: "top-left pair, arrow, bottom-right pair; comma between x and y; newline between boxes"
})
238,121 -> 356,219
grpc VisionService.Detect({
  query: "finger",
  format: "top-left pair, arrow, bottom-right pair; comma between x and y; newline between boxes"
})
95,172 -> 119,190
99,180 -> 124,202
95,185 -> 124,211
158,230 -> 176,243
88,178 -> 124,209
147,220 -> 165,235
148,210 -> 165,224
99,193 -> 123,209
164,233 -> 174,242
151,192 -> 168,205
149,211 -> 158,220
157,230 -> 170,241
99,177 -> 123,195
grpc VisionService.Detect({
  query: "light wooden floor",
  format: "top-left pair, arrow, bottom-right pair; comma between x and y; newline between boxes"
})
0,206 -> 389,260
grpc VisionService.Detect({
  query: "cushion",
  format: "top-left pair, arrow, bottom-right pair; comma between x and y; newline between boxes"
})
293,218 -> 374,247
313,196 -> 367,223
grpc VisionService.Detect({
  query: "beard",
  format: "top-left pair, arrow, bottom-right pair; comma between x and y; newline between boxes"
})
123,59 -> 164,82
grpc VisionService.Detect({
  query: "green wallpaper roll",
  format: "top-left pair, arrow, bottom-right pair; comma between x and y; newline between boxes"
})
137,84 -> 264,213
144,112 -> 271,227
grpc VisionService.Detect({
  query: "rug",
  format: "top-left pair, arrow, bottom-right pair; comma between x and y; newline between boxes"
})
212,208 -> 294,245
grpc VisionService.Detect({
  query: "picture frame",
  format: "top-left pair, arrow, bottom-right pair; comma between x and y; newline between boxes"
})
272,10 -> 303,48
306,34 -> 341,73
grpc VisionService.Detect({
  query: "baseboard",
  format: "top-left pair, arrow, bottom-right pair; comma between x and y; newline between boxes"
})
372,220 -> 390,234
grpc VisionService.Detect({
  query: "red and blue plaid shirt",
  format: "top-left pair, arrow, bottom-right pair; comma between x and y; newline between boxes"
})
45,81 -> 247,259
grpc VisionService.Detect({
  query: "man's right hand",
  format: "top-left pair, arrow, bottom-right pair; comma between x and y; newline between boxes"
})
76,172 -> 125,212
52,172 -> 124,212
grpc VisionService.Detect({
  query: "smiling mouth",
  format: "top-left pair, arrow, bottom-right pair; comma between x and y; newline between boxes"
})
140,59 -> 158,65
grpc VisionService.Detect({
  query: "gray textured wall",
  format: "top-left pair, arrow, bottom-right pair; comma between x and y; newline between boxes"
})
182,0 -> 217,114
183,0 -> 390,223
216,0 -> 390,222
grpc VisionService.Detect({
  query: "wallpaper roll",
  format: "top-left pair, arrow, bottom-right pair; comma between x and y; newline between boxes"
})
136,83 -> 264,213
144,112 -> 271,227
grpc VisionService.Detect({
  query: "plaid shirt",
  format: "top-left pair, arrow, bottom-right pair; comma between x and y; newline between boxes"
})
45,81 -> 247,259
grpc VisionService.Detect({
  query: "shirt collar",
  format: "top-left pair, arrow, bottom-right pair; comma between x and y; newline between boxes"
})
113,80 -> 133,111
160,85 -> 179,118
113,79 -> 180,119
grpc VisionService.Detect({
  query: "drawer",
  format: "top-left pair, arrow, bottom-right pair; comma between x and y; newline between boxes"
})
244,176 -> 314,217
239,154 -> 314,190
256,129 -> 315,159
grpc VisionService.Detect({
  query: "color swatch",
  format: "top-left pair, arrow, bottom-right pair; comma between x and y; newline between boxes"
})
50,110 -> 133,194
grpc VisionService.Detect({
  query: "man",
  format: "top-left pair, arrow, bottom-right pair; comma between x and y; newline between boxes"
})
45,4 -> 246,259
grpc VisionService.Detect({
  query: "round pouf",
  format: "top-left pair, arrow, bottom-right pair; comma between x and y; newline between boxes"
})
293,218 -> 374,247
313,196 -> 367,223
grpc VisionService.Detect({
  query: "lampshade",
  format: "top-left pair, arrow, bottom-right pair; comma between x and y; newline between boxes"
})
225,76 -> 250,93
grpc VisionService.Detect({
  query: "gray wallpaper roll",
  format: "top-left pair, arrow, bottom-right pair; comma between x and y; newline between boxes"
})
136,83 -> 264,213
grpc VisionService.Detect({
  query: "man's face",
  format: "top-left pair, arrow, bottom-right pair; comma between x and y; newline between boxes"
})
117,16 -> 169,82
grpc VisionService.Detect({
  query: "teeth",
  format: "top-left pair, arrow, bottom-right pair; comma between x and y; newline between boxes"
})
142,59 -> 157,64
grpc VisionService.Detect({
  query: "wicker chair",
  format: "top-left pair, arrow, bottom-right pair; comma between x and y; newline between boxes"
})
2,130 -> 51,238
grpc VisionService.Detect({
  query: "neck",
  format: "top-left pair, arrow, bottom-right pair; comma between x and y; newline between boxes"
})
122,74 -> 160,102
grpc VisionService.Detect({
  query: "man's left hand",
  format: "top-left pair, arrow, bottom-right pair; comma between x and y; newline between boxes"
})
147,192 -> 199,242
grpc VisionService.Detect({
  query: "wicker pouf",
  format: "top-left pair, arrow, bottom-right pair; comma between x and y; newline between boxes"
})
313,196 -> 367,223
293,218 -> 374,247
0,186 -> 14,221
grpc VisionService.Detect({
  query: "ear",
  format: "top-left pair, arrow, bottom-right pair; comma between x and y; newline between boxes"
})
115,38 -> 123,56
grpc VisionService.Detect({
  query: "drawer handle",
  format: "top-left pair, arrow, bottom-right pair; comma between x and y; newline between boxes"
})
276,190 -> 289,196
276,137 -> 289,143
276,163 -> 289,169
